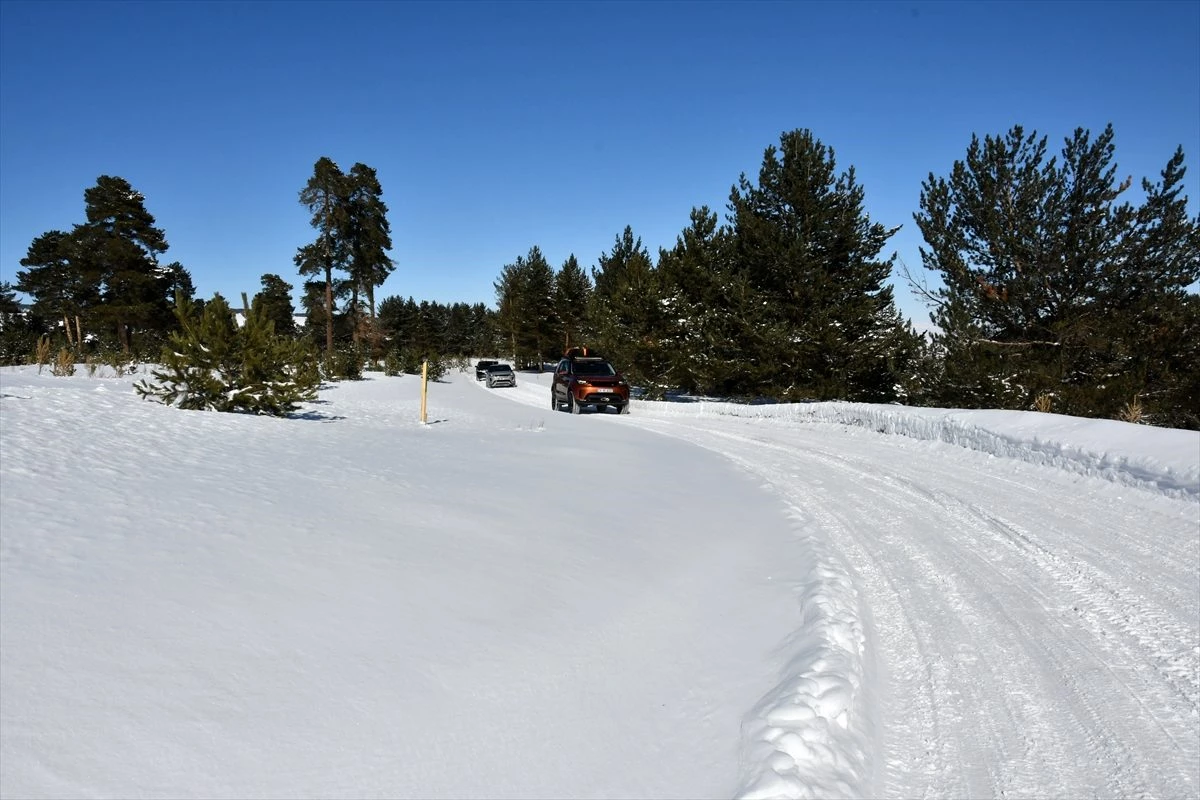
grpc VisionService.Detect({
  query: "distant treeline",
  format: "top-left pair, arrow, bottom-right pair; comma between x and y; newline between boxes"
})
4,124 -> 1197,429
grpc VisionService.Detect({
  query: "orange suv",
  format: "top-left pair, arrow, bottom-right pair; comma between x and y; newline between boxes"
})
551,348 -> 631,414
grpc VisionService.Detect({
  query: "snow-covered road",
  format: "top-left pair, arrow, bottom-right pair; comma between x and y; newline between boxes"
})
2,364 -> 1196,799
499,371 -> 1200,799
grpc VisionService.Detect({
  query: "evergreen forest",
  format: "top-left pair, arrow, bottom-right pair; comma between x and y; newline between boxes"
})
5,125 -> 1197,428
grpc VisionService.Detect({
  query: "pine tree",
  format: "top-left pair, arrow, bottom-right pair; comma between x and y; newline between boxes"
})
296,159 -> 393,353
1109,147 -> 1200,427
0,283 -> 19,317
256,274 -> 298,338
296,157 -> 348,354
16,177 -> 187,356
444,303 -> 472,357
493,247 -> 556,366
137,292 -> 318,415
554,254 -> 591,352
77,176 -> 173,353
656,206 -> 749,396
914,124 -> 1199,425
156,261 -> 196,332
0,281 -> 40,365
414,300 -> 446,356
299,280 -> 329,340
728,130 -> 906,401
378,295 -> 416,350
17,177 -> 184,355
16,230 -> 94,346
298,277 -> 352,345
232,297 -> 320,414
590,226 -> 663,390
467,302 -> 497,357
494,257 -> 529,359
522,246 -> 558,367
343,163 -> 395,321
137,293 -> 238,410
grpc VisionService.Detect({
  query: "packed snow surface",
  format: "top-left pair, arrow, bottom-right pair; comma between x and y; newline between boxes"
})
2,364 -> 1197,799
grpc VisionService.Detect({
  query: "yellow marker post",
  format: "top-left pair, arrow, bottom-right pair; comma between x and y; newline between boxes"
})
420,359 -> 428,424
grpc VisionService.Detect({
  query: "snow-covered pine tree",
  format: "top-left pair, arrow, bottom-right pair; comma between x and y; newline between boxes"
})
136,293 -> 236,410
137,292 -> 318,415
229,298 -> 319,415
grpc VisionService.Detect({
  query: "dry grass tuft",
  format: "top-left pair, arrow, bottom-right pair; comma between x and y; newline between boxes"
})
1033,393 -> 1053,413
34,336 -> 52,373
52,347 -> 76,377
1119,396 -> 1146,425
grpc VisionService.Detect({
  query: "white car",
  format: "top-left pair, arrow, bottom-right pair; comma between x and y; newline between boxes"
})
485,363 -> 517,388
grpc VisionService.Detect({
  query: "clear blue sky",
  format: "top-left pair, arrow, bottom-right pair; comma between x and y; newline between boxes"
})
2,0 -> 1197,328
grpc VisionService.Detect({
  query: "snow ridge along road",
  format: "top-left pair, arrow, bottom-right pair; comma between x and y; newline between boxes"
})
496,370 -> 1200,800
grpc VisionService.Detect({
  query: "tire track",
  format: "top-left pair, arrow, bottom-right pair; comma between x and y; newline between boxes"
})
629,414 -> 1200,799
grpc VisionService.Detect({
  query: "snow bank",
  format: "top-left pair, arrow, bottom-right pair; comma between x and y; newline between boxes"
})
736,513 -> 876,800
647,400 -> 1200,500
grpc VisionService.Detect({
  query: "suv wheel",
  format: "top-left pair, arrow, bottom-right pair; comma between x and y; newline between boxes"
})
569,394 -> 581,414
619,403 -> 630,415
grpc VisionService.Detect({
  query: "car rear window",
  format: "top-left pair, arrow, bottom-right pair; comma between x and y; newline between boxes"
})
574,361 -> 616,376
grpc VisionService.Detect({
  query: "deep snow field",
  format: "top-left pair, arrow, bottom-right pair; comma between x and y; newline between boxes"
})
1,363 -> 1197,799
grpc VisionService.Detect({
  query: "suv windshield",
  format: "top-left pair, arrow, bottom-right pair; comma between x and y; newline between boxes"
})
574,360 -> 616,377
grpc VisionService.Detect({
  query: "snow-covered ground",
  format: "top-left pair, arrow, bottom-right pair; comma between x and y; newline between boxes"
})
2,364 -> 1197,799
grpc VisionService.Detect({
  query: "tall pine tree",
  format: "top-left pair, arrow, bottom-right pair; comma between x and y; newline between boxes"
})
296,157 -> 348,354
18,177 -> 186,353
78,176 -> 174,353
522,246 -> 558,367
656,206 -> 764,396
554,254 -> 591,352
915,124 -> 1199,425
590,226 -> 662,390
493,247 -> 557,367
729,130 -> 909,401
343,163 -> 395,321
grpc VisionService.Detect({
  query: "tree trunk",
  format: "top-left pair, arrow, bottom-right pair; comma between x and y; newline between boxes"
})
324,267 -> 334,353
